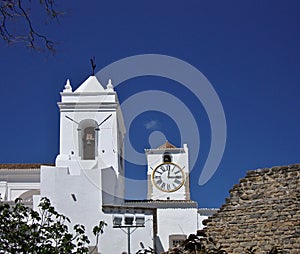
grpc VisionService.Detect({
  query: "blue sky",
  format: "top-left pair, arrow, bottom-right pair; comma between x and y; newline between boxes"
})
1,1 -> 300,208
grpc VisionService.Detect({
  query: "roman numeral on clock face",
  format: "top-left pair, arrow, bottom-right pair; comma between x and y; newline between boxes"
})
174,179 -> 181,185
156,179 -> 162,185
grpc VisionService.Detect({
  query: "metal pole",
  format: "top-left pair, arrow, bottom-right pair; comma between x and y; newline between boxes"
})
127,227 -> 131,254
153,209 -> 157,254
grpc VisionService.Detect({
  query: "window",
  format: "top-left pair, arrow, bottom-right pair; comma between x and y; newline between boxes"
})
78,119 -> 98,160
169,234 -> 187,248
163,152 -> 172,163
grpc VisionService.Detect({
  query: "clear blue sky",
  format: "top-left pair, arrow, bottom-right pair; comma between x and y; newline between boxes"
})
1,1 -> 300,208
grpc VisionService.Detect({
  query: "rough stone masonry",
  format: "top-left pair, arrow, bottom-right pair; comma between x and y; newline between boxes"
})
203,164 -> 300,254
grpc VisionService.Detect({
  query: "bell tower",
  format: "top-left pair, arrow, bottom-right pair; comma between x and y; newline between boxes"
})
56,77 -> 125,177
145,141 -> 190,200
36,76 -> 127,251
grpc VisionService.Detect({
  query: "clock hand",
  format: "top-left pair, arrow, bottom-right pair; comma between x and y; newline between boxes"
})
168,176 -> 182,179
65,115 -> 79,125
98,114 -> 112,127
168,165 -> 175,178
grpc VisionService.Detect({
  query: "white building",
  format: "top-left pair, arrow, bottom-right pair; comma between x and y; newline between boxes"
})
0,76 -> 217,254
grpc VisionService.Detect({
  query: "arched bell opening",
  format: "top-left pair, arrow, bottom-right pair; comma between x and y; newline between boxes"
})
78,119 -> 98,160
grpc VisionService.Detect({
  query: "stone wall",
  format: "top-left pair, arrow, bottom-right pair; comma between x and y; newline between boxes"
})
204,164 -> 300,254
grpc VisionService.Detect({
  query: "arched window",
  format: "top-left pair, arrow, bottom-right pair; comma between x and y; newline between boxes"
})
78,119 -> 98,160
163,152 -> 172,163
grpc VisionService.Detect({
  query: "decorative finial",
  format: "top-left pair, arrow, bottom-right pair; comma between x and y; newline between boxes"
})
90,56 -> 96,75
106,79 -> 114,91
63,79 -> 72,92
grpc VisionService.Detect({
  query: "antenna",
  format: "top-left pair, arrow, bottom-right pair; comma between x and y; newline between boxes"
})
90,56 -> 96,75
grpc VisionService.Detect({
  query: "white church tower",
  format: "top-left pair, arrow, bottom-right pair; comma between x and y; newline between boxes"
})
34,76 -> 130,253
54,76 -> 126,204
56,76 -> 125,189
146,141 -> 190,200
31,75 -> 215,254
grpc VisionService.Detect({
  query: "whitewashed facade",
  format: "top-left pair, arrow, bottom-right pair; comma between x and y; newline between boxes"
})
0,76 -> 217,254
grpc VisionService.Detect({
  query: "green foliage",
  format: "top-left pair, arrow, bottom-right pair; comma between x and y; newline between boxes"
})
136,242 -> 154,253
161,233 -> 220,254
0,197 -> 106,254
90,221 -> 107,254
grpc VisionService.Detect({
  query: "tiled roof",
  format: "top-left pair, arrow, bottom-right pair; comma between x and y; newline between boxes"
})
125,199 -> 198,208
125,199 -> 195,203
157,140 -> 177,149
198,208 -> 219,216
145,141 -> 184,153
0,164 -> 53,169
103,201 -> 217,214
0,164 -> 51,182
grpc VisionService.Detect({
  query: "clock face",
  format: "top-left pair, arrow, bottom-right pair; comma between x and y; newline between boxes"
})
152,162 -> 185,192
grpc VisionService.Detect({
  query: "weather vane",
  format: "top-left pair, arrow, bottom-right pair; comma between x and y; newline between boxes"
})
90,56 -> 96,75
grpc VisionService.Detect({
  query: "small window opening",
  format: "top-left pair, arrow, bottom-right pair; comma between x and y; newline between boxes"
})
163,153 -> 172,163
169,234 -> 187,248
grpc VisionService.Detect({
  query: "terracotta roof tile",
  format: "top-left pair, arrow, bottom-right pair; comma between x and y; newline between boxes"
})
0,164 -> 53,169
157,140 -> 177,149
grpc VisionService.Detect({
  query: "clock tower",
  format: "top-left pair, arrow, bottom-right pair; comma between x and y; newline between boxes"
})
146,141 -> 190,200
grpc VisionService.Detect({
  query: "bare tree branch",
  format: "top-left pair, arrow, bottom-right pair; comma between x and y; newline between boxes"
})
0,0 -> 63,52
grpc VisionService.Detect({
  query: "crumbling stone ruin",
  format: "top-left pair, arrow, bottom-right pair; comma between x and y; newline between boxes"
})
203,164 -> 300,253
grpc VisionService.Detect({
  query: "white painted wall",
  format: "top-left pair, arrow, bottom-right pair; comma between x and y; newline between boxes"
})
157,208 -> 198,250
0,181 -> 40,201
146,145 -> 190,200
36,164 -> 157,254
